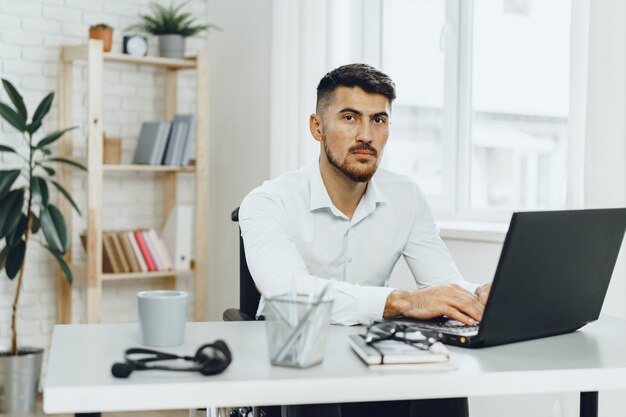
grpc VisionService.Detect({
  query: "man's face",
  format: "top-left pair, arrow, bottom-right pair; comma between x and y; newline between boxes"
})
310,86 -> 391,183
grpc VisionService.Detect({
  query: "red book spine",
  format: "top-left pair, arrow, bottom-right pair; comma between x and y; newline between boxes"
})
134,230 -> 157,272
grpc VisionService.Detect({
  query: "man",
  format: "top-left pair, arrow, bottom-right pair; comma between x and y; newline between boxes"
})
239,64 -> 490,417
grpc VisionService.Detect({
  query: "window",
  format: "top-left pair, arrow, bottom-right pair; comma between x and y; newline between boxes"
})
378,0 -> 572,221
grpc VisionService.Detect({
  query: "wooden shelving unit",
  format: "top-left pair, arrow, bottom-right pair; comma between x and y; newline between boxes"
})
57,40 -> 209,324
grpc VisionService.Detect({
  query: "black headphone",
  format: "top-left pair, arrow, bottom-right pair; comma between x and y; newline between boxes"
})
111,339 -> 232,378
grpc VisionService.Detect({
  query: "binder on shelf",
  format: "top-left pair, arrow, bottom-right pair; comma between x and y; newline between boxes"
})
132,121 -> 171,165
161,205 -> 192,270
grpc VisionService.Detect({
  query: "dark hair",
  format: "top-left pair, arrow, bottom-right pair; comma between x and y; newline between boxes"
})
316,63 -> 396,112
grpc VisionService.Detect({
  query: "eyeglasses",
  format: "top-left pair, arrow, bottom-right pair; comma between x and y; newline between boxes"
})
364,321 -> 441,350
111,340 -> 232,378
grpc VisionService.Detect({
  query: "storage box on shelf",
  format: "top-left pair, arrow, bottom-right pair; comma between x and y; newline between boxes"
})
57,39 -> 209,324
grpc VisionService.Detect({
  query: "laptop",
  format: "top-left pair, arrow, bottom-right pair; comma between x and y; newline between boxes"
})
399,208 -> 626,348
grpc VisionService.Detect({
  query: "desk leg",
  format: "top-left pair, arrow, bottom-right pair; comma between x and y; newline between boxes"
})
580,391 -> 598,417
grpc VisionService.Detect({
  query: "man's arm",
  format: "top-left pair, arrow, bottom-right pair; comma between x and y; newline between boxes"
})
239,191 -> 394,325
390,184 -> 486,325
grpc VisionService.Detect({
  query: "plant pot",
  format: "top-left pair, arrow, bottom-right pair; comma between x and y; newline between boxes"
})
89,28 -> 113,52
158,34 -> 185,59
0,347 -> 44,413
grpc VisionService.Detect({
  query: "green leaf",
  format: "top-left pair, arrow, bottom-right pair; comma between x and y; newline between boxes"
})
0,188 -> 25,239
26,121 -> 42,135
0,102 -> 26,132
0,144 -> 17,154
0,169 -> 21,198
30,176 -> 49,207
31,214 -> 40,233
41,165 -> 55,176
31,92 -> 54,128
2,79 -> 27,123
0,246 -> 8,271
6,213 -> 27,247
45,246 -> 73,284
36,126 -> 77,149
51,180 -> 81,216
5,240 -> 25,279
44,157 -> 87,171
40,204 -> 68,254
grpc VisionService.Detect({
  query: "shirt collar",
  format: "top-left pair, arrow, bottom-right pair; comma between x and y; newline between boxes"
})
308,161 -> 387,218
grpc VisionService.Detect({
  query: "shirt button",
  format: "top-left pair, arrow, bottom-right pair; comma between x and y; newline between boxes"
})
348,257 -> 353,263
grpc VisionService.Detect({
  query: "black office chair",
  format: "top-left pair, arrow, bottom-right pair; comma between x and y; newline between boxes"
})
223,208 -> 281,417
223,208 -> 262,322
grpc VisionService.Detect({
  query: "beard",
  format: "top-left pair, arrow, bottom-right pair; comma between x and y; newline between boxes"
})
323,139 -> 379,183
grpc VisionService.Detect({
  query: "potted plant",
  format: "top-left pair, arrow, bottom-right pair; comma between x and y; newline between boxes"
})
129,1 -> 220,59
89,23 -> 114,52
0,79 -> 85,413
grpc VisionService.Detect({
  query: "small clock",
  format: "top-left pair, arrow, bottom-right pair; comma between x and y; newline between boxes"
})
123,35 -> 148,57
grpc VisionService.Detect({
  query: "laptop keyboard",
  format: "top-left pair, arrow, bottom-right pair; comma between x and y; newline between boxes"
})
416,319 -> 480,336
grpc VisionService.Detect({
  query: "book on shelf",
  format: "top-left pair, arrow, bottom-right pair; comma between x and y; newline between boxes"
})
103,233 -> 122,273
132,121 -> 171,165
127,231 -> 148,272
81,229 -> 175,274
118,232 -> 141,273
161,118 -> 188,166
133,230 -> 157,272
348,334 -> 452,368
110,232 -> 131,273
172,114 -> 196,166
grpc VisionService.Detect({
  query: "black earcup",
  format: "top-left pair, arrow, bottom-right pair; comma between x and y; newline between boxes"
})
195,339 -> 233,375
111,362 -> 134,378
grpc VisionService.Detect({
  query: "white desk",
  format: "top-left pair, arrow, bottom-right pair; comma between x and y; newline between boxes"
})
44,316 -> 626,416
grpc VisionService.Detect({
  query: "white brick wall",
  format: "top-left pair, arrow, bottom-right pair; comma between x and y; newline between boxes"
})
0,0 -> 210,357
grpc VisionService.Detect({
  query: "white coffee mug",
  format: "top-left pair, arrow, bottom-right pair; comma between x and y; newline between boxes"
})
137,290 -> 188,346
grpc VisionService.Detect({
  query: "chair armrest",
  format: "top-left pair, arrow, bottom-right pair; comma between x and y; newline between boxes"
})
223,308 -> 254,322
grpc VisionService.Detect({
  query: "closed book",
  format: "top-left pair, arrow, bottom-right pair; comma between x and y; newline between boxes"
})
80,233 -> 113,273
161,119 -> 187,166
118,231 -> 141,273
147,229 -> 173,270
348,334 -> 451,367
132,121 -> 171,165
127,231 -> 148,272
103,232 -> 122,274
142,230 -> 163,270
161,205 -> 192,270
172,114 -> 196,166
110,232 -> 131,273
134,230 -> 157,272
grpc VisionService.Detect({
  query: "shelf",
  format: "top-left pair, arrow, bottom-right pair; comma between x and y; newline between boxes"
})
101,269 -> 194,281
61,44 -> 197,69
103,164 -> 196,173
69,264 -> 194,282
104,52 -> 197,69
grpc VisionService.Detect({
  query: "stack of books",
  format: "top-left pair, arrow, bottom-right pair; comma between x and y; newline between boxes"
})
80,229 -> 175,274
132,114 -> 196,166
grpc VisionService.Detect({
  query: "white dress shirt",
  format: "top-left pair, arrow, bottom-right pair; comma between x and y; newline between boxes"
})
239,161 -> 479,325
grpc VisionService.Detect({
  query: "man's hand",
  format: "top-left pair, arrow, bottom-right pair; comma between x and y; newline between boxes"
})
475,283 -> 492,305
383,283 -> 484,326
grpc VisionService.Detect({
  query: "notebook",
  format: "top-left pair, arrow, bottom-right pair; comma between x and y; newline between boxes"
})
399,208 -> 626,348
348,334 -> 452,368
